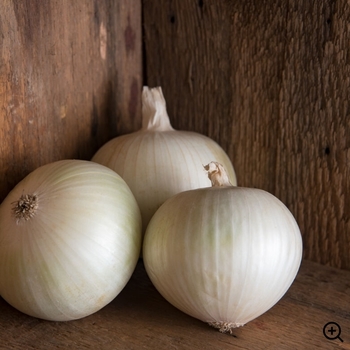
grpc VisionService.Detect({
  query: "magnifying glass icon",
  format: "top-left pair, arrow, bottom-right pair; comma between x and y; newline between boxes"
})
323,322 -> 343,342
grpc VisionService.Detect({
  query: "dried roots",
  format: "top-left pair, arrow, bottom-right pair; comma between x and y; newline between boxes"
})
208,321 -> 245,335
12,194 -> 38,223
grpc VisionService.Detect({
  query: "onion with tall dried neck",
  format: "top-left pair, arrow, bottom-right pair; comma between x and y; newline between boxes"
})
92,87 -> 236,235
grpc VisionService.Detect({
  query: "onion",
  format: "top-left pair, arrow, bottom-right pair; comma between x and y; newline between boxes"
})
143,162 -> 303,333
92,86 -> 236,234
0,160 -> 142,321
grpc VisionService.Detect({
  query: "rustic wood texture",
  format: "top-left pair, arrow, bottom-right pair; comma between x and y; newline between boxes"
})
0,0 -> 142,202
0,260 -> 349,349
142,0 -> 350,271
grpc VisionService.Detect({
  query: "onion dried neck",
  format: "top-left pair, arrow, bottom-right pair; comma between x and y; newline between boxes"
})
12,194 -> 38,223
141,86 -> 174,132
204,162 -> 233,187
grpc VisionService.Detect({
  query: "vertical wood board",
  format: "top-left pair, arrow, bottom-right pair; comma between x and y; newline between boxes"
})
143,0 -> 350,269
0,0 -> 142,201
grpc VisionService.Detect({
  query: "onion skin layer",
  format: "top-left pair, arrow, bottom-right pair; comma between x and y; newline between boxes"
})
92,86 -> 237,235
143,186 -> 303,332
92,130 -> 236,234
0,160 -> 142,321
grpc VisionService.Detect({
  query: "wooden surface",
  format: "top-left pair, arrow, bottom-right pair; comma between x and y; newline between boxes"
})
0,0 -> 142,202
0,260 -> 349,349
142,0 -> 350,270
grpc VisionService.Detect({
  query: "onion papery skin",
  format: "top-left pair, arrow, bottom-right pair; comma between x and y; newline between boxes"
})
92,129 -> 236,234
143,186 -> 303,331
0,160 -> 142,321
91,86 -> 237,235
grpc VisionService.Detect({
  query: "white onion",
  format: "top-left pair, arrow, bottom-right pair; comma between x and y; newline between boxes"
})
0,160 -> 142,321
143,162 -> 303,333
92,86 -> 236,234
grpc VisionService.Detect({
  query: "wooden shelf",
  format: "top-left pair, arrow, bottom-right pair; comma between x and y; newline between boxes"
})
1,259 -> 349,349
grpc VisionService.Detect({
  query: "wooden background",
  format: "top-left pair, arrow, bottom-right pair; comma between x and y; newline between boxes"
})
143,0 -> 350,270
0,0 -> 142,199
0,0 -> 349,270
1,2 -> 350,348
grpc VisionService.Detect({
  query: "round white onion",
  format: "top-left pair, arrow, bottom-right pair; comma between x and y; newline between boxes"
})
92,86 -> 236,234
0,160 -> 142,321
143,162 -> 303,333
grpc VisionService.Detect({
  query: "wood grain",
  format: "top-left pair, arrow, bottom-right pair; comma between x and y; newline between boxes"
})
0,260 -> 349,349
143,0 -> 350,270
0,0 -> 142,201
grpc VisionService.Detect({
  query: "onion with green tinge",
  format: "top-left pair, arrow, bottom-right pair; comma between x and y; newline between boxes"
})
0,160 -> 142,321
143,162 -> 303,333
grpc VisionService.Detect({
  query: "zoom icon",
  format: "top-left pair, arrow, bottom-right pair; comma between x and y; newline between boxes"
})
323,322 -> 343,342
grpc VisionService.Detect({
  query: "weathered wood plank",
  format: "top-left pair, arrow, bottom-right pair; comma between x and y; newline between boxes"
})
0,260 -> 349,349
142,0 -> 350,270
0,0 -> 142,201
